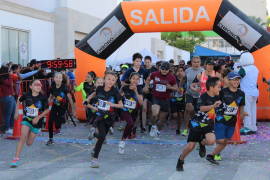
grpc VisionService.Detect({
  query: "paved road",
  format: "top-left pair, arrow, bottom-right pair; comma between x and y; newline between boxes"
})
0,122 -> 270,180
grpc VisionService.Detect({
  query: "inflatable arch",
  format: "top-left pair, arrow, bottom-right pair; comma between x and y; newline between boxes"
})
75,0 -> 270,120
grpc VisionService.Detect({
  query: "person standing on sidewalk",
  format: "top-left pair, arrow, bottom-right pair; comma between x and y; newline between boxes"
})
238,52 -> 259,135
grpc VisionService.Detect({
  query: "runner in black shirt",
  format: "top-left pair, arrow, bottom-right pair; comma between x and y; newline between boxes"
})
119,72 -> 143,154
86,71 -> 123,168
176,77 -> 222,171
209,72 -> 247,162
10,79 -> 49,168
46,72 -> 75,145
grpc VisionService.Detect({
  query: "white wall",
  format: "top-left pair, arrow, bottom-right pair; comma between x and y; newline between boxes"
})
107,32 -> 160,66
0,10 -> 54,62
62,0 -> 118,19
4,0 -> 57,12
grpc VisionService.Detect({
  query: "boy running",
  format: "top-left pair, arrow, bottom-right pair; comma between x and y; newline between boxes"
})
176,77 -> 221,171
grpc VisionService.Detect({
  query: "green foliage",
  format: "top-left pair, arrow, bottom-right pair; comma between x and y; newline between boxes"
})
161,31 -> 205,52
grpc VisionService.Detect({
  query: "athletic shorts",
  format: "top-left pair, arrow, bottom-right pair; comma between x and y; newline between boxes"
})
185,94 -> 199,111
187,126 -> 214,142
21,121 -> 40,134
215,123 -> 235,140
170,100 -> 185,113
152,97 -> 170,112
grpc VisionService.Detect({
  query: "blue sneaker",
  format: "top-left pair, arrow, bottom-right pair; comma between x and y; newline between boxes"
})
10,158 -> 20,168
240,127 -> 252,135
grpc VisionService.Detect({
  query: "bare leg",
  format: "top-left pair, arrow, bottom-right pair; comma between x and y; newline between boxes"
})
15,125 -> 30,158
184,103 -> 194,129
151,104 -> 160,126
179,142 -> 196,160
142,99 -> 148,129
212,139 -> 227,155
26,132 -> 37,146
157,111 -> 169,130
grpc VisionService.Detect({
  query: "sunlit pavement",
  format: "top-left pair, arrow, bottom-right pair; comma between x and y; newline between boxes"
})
0,122 -> 270,180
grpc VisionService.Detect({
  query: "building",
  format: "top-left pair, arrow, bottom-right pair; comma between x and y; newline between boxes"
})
0,0 -> 189,67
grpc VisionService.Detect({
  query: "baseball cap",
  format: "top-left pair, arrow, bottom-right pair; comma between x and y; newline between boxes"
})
160,62 -> 170,70
227,72 -> 241,80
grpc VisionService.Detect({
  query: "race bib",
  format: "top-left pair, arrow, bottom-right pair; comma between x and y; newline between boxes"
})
26,107 -> 39,117
97,99 -> 110,111
156,84 -> 166,92
224,106 -> 238,116
138,77 -> 144,85
124,99 -> 137,109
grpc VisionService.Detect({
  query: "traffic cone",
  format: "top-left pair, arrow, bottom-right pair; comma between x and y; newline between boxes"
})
6,103 -> 23,140
228,112 -> 247,144
42,102 -> 56,132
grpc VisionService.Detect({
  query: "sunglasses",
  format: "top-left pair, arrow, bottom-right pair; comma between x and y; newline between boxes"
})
161,68 -> 169,71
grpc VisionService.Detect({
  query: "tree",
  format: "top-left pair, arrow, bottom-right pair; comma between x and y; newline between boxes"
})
161,31 -> 205,52
249,16 -> 266,27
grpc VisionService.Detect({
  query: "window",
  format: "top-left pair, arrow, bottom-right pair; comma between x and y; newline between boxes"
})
157,50 -> 163,59
1,27 -> 29,66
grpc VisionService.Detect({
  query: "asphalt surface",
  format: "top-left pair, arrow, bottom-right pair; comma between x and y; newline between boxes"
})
0,121 -> 270,180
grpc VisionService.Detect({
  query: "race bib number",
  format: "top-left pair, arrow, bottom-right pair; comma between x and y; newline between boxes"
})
156,84 -> 166,92
224,106 -> 238,115
97,99 -> 110,111
124,99 -> 137,109
26,107 -> 39,117
138,77 -> 144,85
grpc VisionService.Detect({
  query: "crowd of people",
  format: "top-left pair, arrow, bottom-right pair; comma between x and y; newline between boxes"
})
0,51 -> 260,171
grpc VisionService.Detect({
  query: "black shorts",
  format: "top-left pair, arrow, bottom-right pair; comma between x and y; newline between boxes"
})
187,126 -> 215,142
152,97 -> 170,112
185,94 -> 199,111
170,100 -> 185,113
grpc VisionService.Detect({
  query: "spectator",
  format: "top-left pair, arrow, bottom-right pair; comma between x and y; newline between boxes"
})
0,66 -> 16,134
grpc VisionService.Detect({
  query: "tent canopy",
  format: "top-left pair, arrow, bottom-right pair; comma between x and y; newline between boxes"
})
192,45 -> 232,57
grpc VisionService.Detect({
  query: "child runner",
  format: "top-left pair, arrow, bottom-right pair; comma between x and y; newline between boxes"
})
170,66 -> 186,134
119,72 -> 143,154
86,77 -> 104,140
10,79 -> 49,167
176,77 -> 221,171
209,72 -> 247,162
46,72 -> 75,145
86,71 -> 123,168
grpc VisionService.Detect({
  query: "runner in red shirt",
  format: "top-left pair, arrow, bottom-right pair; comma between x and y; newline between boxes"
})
144,62 -> 177,137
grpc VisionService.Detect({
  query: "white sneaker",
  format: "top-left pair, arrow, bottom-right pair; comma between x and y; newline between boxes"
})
156,129 -> 160,137
6,129 -> 13,135
109,127 -> 114,135
150,125 -> 157,137
118,141 -> 125,154
90,158 -> 99,168
88,127 -> 96,140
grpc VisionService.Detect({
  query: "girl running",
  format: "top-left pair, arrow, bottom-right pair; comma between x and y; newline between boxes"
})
46,72 -> 75,145
170,66 -> 186,134
86,71 -> 123,168
10,79 -> 49,168
118,72 -> 143,154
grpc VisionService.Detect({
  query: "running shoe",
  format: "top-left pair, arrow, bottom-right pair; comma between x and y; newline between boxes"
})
118,141 -> 125,154
150,125 -> 157,137
206,154 -> 219,165
88,127 -> 96,140
6,129 -> 13,135
176,130 -> 180,135
109,127 -> 114,135
90,158 -> 100,168
240,127 -> 252,135
10,157 -> 20,168
214,154 -> 222,161
46,139 -> 54,146
176,158 -> 184,171
181,129 -> 188,136
199,141 -> 206,158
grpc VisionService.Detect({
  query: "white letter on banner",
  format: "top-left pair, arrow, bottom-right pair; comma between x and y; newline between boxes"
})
160,8 -> 172,24
145,9 -> 159,25
195,6 -> 210,22
131,10 -> 143,26
180,7 -> 193,23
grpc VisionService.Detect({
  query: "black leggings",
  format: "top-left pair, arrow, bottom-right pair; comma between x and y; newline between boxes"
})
92,117 -> 112,158
49,106 -> 66,139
